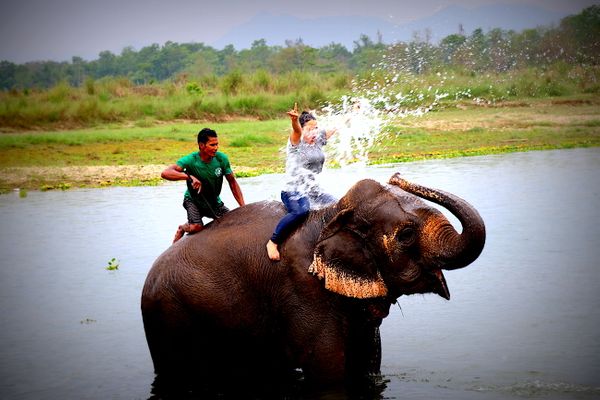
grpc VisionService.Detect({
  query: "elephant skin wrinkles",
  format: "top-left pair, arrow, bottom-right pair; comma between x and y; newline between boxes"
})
141,174 -> 486,393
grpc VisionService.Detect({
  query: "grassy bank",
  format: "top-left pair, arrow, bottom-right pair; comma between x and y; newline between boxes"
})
1,64 -> 598,132
1,95 -> 599,193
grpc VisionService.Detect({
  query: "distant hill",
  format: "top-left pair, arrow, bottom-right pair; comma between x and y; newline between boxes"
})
212,4 -> 566,50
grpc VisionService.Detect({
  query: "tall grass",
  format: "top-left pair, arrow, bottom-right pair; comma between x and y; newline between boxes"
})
0,65 -> 598,131
352,63 -> 599,109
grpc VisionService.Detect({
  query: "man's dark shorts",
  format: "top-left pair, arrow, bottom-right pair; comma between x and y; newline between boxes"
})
183,197 -> 229,226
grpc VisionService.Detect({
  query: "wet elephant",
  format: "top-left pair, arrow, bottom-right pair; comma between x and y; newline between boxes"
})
141,173 -> 486,392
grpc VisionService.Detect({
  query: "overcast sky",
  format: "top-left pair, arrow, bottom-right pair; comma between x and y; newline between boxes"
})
0,0 -> 597,63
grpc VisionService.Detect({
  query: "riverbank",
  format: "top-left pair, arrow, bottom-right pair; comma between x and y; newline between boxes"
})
1,95 -> 599,193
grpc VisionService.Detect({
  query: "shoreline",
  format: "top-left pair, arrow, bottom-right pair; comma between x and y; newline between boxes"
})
2,96 -> 599,193
3,145 -> 597,194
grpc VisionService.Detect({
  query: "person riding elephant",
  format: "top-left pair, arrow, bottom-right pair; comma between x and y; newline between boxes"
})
266,103 -> 337,261
161,127 -> 245,243
141,173 -> 486,395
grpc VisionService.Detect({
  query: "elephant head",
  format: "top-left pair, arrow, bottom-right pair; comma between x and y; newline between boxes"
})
309,173 -> 486,301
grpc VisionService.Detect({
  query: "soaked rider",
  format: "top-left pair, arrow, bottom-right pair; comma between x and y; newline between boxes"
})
266,104 -> 337,261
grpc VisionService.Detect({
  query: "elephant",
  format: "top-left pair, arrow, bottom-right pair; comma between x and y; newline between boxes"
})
141,173 -> 485,394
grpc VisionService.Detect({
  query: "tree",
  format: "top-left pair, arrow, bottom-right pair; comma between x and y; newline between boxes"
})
0,61 -> 17,90
0,6 -> 598,91
559,5 -> 600,63
270,40 -> 317,73
510,28 -> 543,67
351,34 -> 386,71
465,28 -> 488,71
486,28 -> 511,72
237,39 -> 274,72
317,43 -> 352,73
439,34 -> 466,65
69,56 -> 85,86
152,42 -> 192,81
96,50 -> 117,78
217,44 -> 238,75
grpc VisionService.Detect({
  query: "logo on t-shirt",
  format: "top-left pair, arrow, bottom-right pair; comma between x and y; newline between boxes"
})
214,167 -> 223,177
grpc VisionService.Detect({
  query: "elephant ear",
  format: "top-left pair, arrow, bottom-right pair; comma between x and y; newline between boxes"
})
308,208 -> 388,299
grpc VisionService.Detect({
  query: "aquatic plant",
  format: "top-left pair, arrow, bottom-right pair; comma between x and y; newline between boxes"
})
106,257 -> 120,271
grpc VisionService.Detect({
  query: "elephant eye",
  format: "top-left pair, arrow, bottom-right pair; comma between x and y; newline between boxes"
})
396,227 -> 416,245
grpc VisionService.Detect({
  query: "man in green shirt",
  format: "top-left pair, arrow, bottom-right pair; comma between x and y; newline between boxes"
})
162,128 -> 246,243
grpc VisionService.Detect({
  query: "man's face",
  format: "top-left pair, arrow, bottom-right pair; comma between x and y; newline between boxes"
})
199,136 -> 219,158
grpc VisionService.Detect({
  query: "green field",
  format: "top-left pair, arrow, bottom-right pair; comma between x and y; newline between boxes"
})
1,94 -> 598,193
2,6 -> 598,193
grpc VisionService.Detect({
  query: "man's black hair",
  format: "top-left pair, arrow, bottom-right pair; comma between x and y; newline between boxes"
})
198,128 -> 218,144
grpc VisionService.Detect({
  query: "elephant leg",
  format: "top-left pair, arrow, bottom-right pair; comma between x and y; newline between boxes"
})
298,318 -> 382,384
298,321 -> 349,384
303,323 -> 381,382
301,344 -> 347,385
347,324 -> 382,377
143,298 -> 216,383
144,318 -> 194,377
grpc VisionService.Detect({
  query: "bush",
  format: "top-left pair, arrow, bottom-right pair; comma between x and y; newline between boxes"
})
197,98 -> 225,117
221,71 -> 243,96
232,95 -> 267,114
85,78 -> 95,95
186,81 -> 203,96
332,73 -> 351,90
74,98 -> 101,122
252,69 -> 272,92
46,82 -> 72,103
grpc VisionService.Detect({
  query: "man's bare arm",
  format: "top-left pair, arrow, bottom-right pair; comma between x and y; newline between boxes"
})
225,173 -> 245,207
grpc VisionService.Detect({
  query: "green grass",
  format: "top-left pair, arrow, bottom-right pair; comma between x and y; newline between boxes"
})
0,119 -> 289,169
1,94 -> 599,192
1,65 -> 599,131
229,133 -> 276,147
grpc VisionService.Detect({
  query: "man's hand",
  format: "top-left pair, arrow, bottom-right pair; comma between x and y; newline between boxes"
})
189,175 -> 202,193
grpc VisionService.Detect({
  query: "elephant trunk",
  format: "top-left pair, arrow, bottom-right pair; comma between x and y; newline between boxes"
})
388,173 -> 486,270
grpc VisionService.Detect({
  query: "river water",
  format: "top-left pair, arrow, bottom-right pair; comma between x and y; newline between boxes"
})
0,148 -> 599,399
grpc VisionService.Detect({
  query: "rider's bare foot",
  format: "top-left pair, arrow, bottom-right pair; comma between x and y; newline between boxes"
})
266,240 -> 280,261
173,227 -> 185,243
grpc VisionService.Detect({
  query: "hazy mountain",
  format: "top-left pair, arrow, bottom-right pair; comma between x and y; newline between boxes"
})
212,4 -> 567,50
399,4 -> 566,42
212,12 -> 396,50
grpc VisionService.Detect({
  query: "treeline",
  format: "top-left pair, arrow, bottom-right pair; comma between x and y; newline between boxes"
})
0,6 -> 598,91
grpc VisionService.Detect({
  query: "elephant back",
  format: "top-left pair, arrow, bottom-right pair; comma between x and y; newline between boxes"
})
145,201 -> 287,294
143,200 -> 308,326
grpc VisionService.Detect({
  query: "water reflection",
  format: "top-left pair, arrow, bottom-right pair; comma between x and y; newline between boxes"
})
0,148 -> 599,399
149,371 -> 388,399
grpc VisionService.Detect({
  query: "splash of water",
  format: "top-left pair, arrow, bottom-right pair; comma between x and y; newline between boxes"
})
312,37 -> 513,172
319,96 -> 385,169
316,77 -> 450,171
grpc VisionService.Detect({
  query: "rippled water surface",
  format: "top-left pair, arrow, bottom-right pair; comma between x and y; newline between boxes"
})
1,148 -> 599,399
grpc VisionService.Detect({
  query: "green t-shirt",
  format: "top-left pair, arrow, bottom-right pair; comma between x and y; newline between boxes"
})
176,151 -> 233,214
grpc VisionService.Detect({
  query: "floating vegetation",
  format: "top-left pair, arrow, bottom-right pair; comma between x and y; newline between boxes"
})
106,257 -> 120,271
